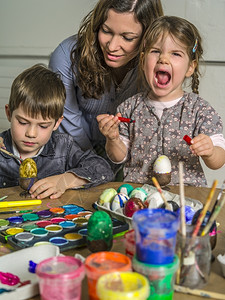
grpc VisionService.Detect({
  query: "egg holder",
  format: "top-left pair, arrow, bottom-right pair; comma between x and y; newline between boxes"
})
95,185 -> 203,228
0,204 -> 129,251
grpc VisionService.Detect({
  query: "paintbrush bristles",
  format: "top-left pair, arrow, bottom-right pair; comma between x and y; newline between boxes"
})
152,176 -> 171,210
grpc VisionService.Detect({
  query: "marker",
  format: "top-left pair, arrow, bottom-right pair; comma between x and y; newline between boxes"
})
0,209 -> 34,215
183,135 -> 192,145
118,117 -> 135,123
0,196 -> 8,201
0,200 -> 42,208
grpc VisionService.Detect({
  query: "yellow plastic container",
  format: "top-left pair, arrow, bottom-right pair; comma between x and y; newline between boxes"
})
97,271 -> 150,300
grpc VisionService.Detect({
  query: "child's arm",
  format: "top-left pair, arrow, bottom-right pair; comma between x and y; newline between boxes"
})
29,173 -> 88,200
96,114 -> 127,162
190,134 -> 225,169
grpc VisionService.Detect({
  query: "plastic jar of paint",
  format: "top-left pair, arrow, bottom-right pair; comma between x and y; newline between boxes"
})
132,255 -> 179,300
132,208 -> 179,264
85,251 -> 132,300
36,256 -> 85,300
97,271 -> 150,300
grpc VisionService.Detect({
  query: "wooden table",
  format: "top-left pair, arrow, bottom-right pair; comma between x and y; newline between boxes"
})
0,182 -> 225,299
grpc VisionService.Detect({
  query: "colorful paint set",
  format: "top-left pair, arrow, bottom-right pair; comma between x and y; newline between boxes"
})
0,204 -> 128,251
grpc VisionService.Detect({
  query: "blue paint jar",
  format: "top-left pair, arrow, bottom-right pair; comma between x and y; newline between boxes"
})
132,208 -> 179,264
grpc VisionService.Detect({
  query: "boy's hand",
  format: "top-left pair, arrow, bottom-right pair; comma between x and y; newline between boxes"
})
29,173 -> 88,199
97,113 -> 121,141
190,134 -> 214,158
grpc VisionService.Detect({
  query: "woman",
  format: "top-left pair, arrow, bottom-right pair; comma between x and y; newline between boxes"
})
49,0 -> 163,165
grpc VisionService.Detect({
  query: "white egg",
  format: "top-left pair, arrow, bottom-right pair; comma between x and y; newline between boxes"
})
153,155 -> 171,174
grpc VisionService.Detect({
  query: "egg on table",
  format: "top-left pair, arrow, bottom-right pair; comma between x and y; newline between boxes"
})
153,155 -> 171,186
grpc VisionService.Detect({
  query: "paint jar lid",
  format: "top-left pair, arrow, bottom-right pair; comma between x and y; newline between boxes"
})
36,256 -> 85,280
132,254 -> 179,277
97,272 -> 150,300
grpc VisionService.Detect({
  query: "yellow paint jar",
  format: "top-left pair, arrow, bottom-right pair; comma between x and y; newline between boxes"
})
97,272 -> 150,300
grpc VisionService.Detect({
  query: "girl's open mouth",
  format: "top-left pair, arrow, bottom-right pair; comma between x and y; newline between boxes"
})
155,71 -> 171,85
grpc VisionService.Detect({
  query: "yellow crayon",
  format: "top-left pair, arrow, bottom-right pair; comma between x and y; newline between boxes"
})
0,200 -> 42,208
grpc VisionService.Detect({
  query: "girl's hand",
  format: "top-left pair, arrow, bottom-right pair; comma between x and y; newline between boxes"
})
96,113 -> 121,141
190,134 -> 214,158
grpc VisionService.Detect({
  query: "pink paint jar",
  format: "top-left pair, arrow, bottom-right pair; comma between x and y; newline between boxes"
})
36,256 -> 85,300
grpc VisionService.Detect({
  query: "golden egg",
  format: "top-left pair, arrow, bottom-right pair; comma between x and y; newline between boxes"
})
19,158 -> 37,178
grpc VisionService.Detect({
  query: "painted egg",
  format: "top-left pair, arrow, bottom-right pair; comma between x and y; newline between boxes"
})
19,158 -> 37,178
98,188 -> 117,209
124,197 -> 146,218
87,211 -> 113,252
117,183 -> 134,196
129,187 -> 148,201
111,193 -> 129,212
153,155 -> 171,174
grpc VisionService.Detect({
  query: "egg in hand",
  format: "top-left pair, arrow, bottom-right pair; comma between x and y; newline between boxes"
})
153,155 -> 171,186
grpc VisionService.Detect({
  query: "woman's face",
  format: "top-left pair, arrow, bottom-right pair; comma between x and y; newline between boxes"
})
98,9 -> 143,69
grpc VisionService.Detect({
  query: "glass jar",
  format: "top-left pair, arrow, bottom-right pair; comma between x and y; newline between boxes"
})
176,226 -> 211,289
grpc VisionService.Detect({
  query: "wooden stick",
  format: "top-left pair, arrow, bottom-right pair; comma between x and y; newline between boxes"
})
179,162 -> 186,237
0,148 -> 23,162
174,285 -> 225,299
152,176 -> 171,210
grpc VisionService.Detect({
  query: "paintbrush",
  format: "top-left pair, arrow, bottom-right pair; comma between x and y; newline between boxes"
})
174,285 -> 225,299
0,148 -> 23,162
201,191 -> 225,236
207,180 -> 225,223
191,179 -> 218,238
179,161 -> 186,237
152,176 -> 171,210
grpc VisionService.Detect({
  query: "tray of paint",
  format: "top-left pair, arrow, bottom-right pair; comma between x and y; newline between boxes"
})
0,204 -> 129,251
95,185 -> 203,228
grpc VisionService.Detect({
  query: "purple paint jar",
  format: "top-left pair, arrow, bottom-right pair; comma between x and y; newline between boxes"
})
132,208 -> 179,265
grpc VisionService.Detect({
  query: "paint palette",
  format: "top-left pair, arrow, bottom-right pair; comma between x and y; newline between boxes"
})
0,204 -> 129,251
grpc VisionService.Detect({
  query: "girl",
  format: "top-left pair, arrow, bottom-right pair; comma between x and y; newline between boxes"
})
97,16 -> 225,186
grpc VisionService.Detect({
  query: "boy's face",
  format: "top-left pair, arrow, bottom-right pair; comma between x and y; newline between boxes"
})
5,104 -> 63,159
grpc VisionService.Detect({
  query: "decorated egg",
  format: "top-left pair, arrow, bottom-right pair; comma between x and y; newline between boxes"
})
129,187 -> 148,202
117,183 -> 134,196
98,188 -> 117,209
124,197 -> 146,218
160,200 -> 180,212
111,193 -> 129,212
87,211 -> 113,252
19,158 -> 37,178
153,155 -> 171,186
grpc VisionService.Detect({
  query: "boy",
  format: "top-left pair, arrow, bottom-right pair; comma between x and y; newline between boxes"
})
0,64 -> 113,199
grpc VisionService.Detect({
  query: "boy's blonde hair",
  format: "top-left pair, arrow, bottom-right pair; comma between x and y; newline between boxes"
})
9,64 -> 66,120
139,16 -> 203,94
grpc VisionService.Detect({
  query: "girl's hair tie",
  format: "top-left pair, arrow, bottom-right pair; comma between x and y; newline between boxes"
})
192,38 -> 198,53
